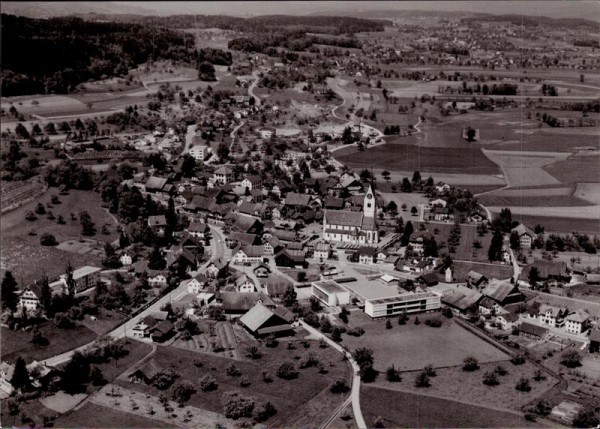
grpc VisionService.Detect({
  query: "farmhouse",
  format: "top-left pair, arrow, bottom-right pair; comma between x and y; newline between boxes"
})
235,274 -> 256,293
314,242 -> 331,261
365,291 -> 442,318
232,245 -> 264,265
358,246 -> 378,265
511,224 -> 535,249
220,291 -> 275,314
538,305 -> 568,328
323,183 -> 379,245
239,303 -> 293,338
481,279 -> 524,305
442,288 -> 482,313
312,280 -> 350,307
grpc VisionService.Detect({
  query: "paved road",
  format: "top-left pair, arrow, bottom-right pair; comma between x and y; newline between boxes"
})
229,120 -> 246,151
42,225 -> 225,367
299,321 -> 367,429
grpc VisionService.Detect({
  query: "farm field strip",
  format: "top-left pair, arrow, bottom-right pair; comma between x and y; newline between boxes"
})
488,185 -> 574,197
488,205 -> 600,220
478,194 -> 593,207
574,182 -> 600,205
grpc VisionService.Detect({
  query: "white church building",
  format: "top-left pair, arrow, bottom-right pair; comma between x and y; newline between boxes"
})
323,183 -> 379,245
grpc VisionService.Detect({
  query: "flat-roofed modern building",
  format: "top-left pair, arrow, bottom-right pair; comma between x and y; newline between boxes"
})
59,266 -> 101,293
365,291 -> 441,318
312,280 -> 350,307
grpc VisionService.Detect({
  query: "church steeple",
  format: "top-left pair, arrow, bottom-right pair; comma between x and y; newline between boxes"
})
363,182 -> 375,218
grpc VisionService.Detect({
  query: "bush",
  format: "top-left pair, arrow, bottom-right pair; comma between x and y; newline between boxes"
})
483,371 -> 499,386
462,356 -> 479,372
561,349 -> 582,368
424,318 -> 442,328
385,319 -> 392,329
304,312 -> 320,327
199,375 -> 218,392
240,375 -> 251,387
495,365 -> 508,376
299,353 -> 320,369
172,381 -> 196,405
415,371 -> 430,388
330,379 -> 350,394
265,334 -> 278,348
346,327 -> 365,337
331,327 -> 342,342
222,391 -> 255,420
414,317 -> 421,325
152,370 -> 179,390
423,364 -> 436,377
533,369 -> 546,381
515,378 -> 531,392
261,371 -> 273,383
276,362 -> 298,380
510,354 -> 526,365
25,211 -> 37,221
40,232 -> 58,246
374,416 -> 385,428
320,316 -> 332,333
386,365 -> 401,382
244,345 -> 262,359
226,363 -> 242,377
252,401 -> 276,423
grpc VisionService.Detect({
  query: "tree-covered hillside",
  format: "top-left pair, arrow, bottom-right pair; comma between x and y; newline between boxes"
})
1,14 -> 196,96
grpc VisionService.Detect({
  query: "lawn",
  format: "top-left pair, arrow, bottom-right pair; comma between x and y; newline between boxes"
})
335,143 -> 500,175
116,335 -> 352,426
0,187 -> 118,285
1,322 -> 97,364
339,318 -> 509,372
361,386 -> 541,428
54,402 -> 175,429
452,261 -> 513,283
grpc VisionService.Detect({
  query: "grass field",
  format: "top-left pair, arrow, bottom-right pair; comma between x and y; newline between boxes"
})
54,402 -> 175,429
116,336 -> 352,426
421,222 -> 494,263
362,386 -> 540,428
478,194 -> 592,207
374,360 -> 557,411
574,183 -> 600,205
452,261 -> 513,282
544,154 -> 600,184
339,318 -> 508,372
1,323 -> 97,364
0,188 -> 118,284
335,143 -> 500,175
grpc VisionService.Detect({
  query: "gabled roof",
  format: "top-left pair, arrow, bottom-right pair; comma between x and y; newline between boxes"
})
188,221 -> 209,233
512,224 -> 535,238
442,289 -> 482,310
235,274 -> 254,287
148,215 -> 167,227
284,192 -> 311,207
145,176 -> 168,191
239,303 -> 277,332
214,166 -> 233,175
520,322 -> 548,337
228,231 -> 260,246
482,279 -> 519,303
325,210 -> 363,228
566,310 -> 589,323
325,197 -> 345,209
220,291 -> 274,311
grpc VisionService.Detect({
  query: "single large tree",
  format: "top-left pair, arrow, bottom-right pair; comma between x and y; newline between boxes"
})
1,271 -> 19,312
11,357 -> 30,391
528,266 -> 540,288
39,274 -> 53,316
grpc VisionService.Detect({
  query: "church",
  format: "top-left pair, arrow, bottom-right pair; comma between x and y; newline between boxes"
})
323,183 -> 379,245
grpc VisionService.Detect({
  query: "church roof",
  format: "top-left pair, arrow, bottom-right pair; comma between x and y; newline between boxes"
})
325,210 -> 363,227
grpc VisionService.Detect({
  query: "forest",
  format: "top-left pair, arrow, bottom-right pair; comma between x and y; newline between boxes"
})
71,13 -> 387,34
1,14 -> 196,96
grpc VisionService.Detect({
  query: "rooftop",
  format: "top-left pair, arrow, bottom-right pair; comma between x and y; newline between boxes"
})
312,280 -> 348,295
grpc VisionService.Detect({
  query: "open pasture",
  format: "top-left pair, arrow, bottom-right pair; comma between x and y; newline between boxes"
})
489,205 -> 600,220
340,318 -> 508,372
335,143 -> 501,175
487,185 -> 574,197
362,387 -> 540,429
514,214 -> 599,235
420,223 -> 496,264
54,403 -> 174,429
1,95 -> 86,117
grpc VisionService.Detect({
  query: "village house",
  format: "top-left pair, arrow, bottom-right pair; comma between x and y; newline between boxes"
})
565,310 -> 590,335
358,246 -> 378,265
314,242 -> 331,261
213,166 -> 234,184
183,274 -> 207,294
511,224 -> 535,249
466,271 -> 488,288
232,245 -> 264,265
189,144 -> 208,162
235,274 -> 256,293
253,263 -> 271,278
206,258 -> 229,278
519,322 -> 549,340
274,249 -> 306,268
148,272 -> 167,288
18,287 -> 40,313
119,253 -> 133,266
538,305 -> 568,328
240,175 -> 262,191
478,297 -> 501,316
481,279 -> 524,306
148,215 -> 167,236
187,221 -> 210,239
496,312 -> 519,331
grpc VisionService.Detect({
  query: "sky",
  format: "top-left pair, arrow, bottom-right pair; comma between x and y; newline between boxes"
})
114,1 -> 600,20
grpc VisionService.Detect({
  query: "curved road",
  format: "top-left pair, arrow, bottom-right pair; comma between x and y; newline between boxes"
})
42,224 -> 226,367
247,70 -> 262,107
299,321 -> 367,429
